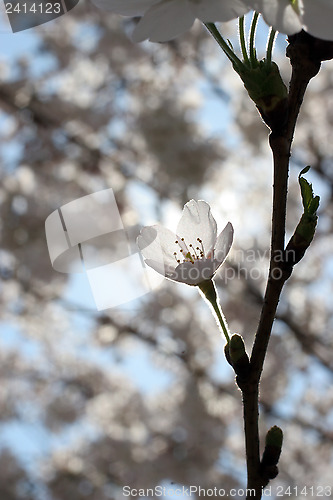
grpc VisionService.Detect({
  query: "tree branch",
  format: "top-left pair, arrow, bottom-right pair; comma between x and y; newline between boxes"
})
240,33 -> 323,499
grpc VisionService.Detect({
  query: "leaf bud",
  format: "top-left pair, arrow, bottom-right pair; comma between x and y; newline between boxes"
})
228,334 -> 250,380
262,425 -> 283,467
237,61 -> 288,132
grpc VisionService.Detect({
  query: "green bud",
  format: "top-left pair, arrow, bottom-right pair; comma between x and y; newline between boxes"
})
298,166 -> 320,218
284,167 -> 320,267
237,60 -> 288,130
229,334 -> 247,364
228,334 -> 250,381
294,166 -> 320,247
261,425 -> 283,473
293,213 -> 317,248
239,61 -> 287,107
265,425 -> 283,449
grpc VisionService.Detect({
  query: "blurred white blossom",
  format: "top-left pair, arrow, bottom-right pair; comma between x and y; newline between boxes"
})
93,0 -> 250,42
248,0 -> 333,40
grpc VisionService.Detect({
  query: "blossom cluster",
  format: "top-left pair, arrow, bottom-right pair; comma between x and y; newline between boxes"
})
93,0 -> 333,42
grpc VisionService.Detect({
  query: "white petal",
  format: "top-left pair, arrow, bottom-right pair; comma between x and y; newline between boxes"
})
132,0 -> 194,42
302,0 -> 333,41
194,0 -> 250,22
214,222 -> 233,265
137,224 -> 178,268
176,200 -> 217,258
248,0 -> 303,34
144,258 -> 178,280
173,259 -> 216,285
93,0 -> 157,15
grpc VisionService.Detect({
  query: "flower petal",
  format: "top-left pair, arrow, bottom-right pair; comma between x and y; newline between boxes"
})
144,258 -> 178,280
302,0 -> 333,41
132,0 -> 195,42
214,222 -> 234,265
137,224 -> 178,268
176,200 -> 217,258
173,259 -> 217,285
248,0 -> 303,34
193,0 -> 250,22
93,0 -> 157,16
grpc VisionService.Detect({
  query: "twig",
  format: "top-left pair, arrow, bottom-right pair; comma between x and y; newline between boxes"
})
240,34 -> 322,499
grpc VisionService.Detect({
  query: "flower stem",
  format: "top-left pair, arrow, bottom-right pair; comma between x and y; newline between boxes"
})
266,27 -> 277,67
249,12 -> 259,67
204,22 -> 244,71
198,279 -> 230,343
239,16 -> 250,66
211,299 -> 230,343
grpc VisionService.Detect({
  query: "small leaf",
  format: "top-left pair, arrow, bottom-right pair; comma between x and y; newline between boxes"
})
298,166 -> 319,216
308,196 -> 320,216
299,165 -> 311,177
299,178 -> 312,212
285,169 -> 320,266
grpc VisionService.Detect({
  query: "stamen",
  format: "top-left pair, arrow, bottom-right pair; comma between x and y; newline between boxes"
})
189,244 -> 199,259
196,246 -> 204,257
175,236 -> 206,264
175,236 -> 189,255
197,237 -> 205,255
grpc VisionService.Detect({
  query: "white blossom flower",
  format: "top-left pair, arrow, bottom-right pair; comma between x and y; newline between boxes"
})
247,0 -> 333,41
137,200 -> 233,285
93,0 -> 250,42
